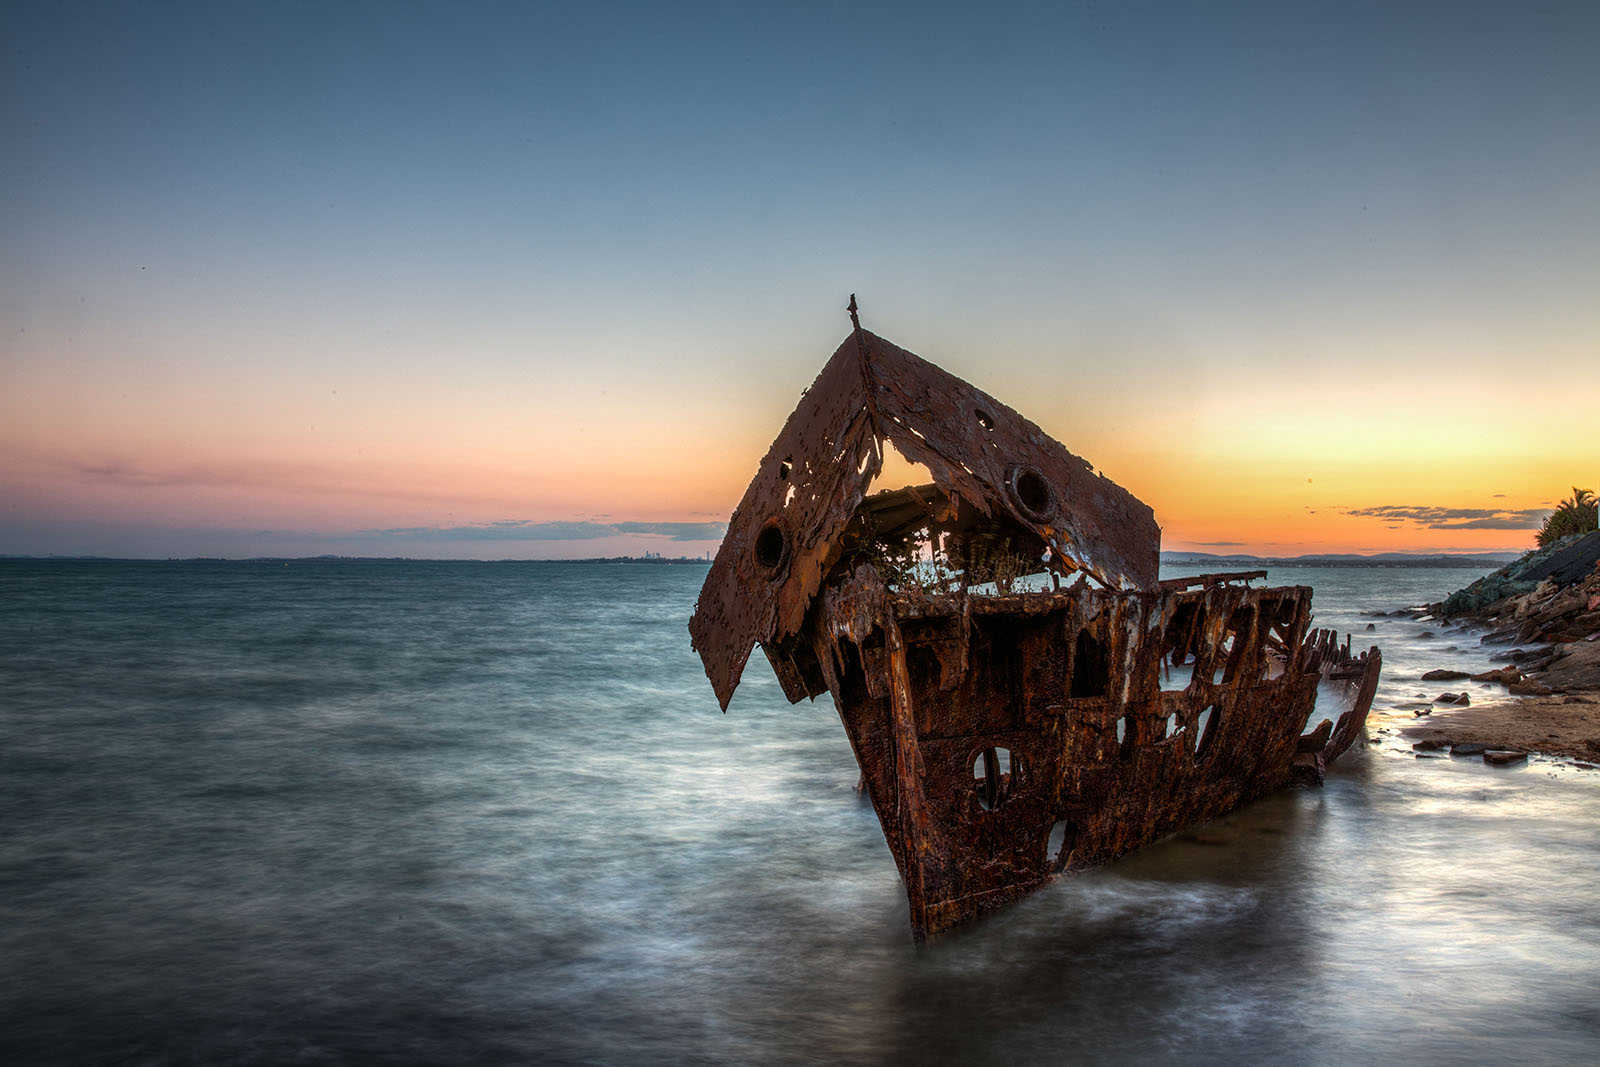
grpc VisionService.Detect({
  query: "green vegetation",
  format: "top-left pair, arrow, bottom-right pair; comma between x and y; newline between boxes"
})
1536,487 -> 1598,547
847,527 -> 1049,596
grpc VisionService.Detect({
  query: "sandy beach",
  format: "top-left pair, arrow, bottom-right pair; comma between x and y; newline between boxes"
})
1402,692 -> 1600,763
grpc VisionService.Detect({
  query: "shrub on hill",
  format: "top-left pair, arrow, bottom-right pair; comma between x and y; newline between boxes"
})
1536,487 -> 1598,548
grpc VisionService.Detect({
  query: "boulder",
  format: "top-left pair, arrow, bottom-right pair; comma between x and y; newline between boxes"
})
1422,669 -> 1471,681
1433,692 -> 1471,706
1450,742 -> 1488,756
1509,680 -> 1553,696
1439,533 -> 1600,617
1483,750 -> 1529,766
1518,530 -> 1600,587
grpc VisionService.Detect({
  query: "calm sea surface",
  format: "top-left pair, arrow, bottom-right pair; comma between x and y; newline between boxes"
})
2,560 -> 1596,1065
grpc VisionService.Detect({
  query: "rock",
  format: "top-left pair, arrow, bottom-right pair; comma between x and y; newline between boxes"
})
1417,631 -> 1435,638
1422,669 -> 1471,681
1442,574 -> 1538,617
1433,692 -> 1471,706
1411,739 -> 1450,751
1509,680 -> 1552,696
1471,667 -> 1521,684
1518,530 -> 1600,586
1450,742 -> 1488,756
1413,708 -> 1432,717
1365,622 -> 1376,631
1483,749 -> 1529,766
1574,762 -> 1596,770
1531,638 -> 1600,692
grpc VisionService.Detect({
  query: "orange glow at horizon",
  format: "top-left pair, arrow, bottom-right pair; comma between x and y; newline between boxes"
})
5,350 -> 1585,559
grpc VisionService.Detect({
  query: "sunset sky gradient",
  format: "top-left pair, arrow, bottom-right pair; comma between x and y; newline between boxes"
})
3,1 -> 1596,559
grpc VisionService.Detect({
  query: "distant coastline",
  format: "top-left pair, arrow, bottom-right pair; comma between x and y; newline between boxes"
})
3,551 -> 1514,568
1160,551 -> 1518,569
0,554 -> 714,565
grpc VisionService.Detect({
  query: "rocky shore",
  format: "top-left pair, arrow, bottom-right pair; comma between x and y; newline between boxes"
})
1401,530 -> 1600,764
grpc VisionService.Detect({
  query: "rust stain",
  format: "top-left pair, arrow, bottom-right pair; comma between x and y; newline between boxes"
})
689,300 -> 1382,940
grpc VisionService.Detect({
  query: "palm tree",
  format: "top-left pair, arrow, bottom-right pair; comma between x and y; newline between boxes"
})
1536,487 -> 1599,547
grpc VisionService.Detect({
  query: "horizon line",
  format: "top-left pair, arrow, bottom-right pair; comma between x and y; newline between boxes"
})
0,549 -> 1523,565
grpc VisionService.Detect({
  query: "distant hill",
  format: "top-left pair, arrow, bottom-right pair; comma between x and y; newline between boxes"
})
0,554 -> 712,565
1160,550 -> 1520,569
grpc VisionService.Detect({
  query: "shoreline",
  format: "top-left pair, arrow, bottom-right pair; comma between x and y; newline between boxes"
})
1400,691 -> 1600,764
1400,531 -> 1600,765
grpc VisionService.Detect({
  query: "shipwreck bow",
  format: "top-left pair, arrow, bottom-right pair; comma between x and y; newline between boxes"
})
689,302 -> 1380,940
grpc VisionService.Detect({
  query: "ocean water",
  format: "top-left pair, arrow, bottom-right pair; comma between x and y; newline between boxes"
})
1,559 -> 1596,1066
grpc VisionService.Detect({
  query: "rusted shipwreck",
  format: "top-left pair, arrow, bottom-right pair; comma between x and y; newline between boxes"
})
689,302 -> 1382,941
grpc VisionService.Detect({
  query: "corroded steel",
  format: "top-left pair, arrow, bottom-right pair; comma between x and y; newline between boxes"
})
803,565 -> 1378,938
689,318 -> 1160,711
689,305 -> 1381,940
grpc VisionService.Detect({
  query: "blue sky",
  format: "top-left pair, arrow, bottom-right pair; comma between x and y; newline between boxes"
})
2,1 -> 1596,557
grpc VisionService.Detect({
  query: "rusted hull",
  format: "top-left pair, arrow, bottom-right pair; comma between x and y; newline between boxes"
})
689,308 -> 1384,940
788,568 -> 1380,940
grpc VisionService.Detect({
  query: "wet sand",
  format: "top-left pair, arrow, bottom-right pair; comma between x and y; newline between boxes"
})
1401,690 -> 1600,763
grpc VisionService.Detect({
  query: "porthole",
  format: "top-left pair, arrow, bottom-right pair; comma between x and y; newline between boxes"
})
753,520 -> 788,575
1006,465 -> 1055,521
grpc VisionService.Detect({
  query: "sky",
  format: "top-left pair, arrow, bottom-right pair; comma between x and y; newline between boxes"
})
2,0 -> 1596,560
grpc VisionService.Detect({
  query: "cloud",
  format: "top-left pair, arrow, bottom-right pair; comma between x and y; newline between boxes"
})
64,456 -> 348,491
611,521 -> 728,540
72,460 -> 253,489
1342,505 -> 1551,531
363,519 -> 727,542
1195,540 -> 1246,546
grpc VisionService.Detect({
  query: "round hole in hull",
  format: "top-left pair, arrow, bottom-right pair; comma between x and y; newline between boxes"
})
753,521 -> 787,574
1006,465 -> 1055,521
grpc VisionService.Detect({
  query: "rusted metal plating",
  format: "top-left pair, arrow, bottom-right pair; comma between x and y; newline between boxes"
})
689,309 -> 1160,712
689,305 -> 1381,940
